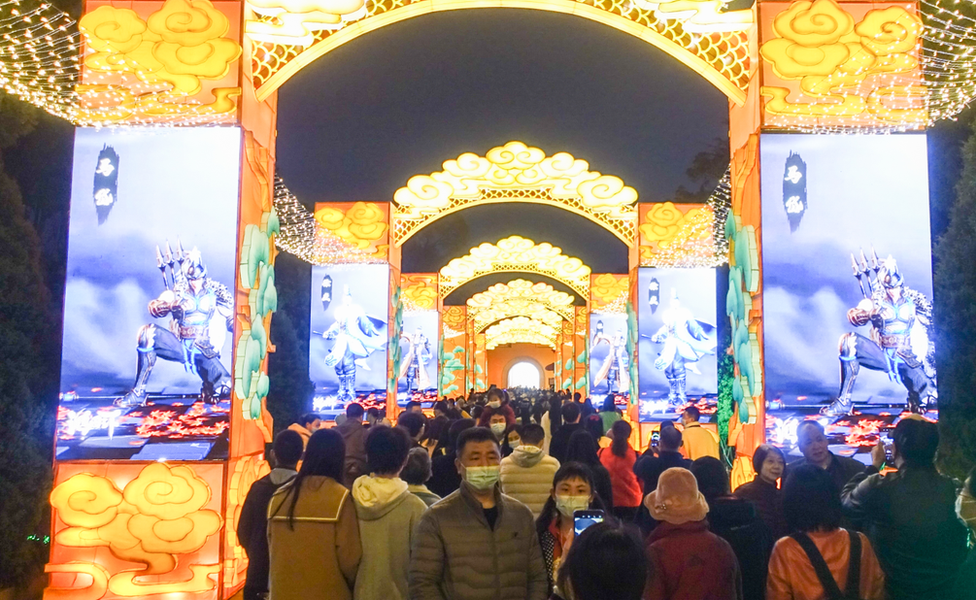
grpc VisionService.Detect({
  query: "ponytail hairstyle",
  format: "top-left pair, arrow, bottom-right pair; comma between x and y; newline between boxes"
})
610,420 -> 632,458
284,428 -> 345,530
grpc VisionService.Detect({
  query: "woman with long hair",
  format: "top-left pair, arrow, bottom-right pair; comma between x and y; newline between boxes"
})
599,420 -> 642,521
268,429 -> 362,600
564,430 -> 614,509
535,462 -> 606,595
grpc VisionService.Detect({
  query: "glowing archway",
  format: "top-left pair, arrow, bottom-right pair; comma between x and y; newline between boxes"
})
485,316 -> 559,349
467,279 -> 576,332
440,236 -> 591,298
393,142 -> 639,246
247,0 -> 752,104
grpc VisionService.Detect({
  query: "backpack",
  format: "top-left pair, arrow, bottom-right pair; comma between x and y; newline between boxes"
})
789,529 -> 863,600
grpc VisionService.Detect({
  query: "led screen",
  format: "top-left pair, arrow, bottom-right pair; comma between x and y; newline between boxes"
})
397,311 -> 438,402
637,267 -> 717,421
310,264 -> 390,415
57,127 -> 241,461
761,133 -> 936,462
588,312 -> 630,399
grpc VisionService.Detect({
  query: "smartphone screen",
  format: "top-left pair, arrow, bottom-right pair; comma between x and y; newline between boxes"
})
573,510 -> 605,536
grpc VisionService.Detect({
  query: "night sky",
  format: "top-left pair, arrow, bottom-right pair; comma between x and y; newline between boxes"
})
274,9 -> 730,282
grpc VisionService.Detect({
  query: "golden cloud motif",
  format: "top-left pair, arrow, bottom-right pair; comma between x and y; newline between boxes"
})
123,463 -> 213,520
401,276 -> 439,311
591,274 -> 629,306
50,473 -> 124,529
81,6 -> 150,53
314,203 -> 388,252
246,0 -> 368,46
759,0 -> 923,124
640,202 -> 685,242
80,0 -> 241,99
48,463 -> 223,598
391,142 -> 637,247
439,236 -> 591,299
855,7 -> 922,57
485,141 -> 546,171
393,175 -> 455,214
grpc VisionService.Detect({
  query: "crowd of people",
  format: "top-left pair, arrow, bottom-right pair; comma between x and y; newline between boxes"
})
237,387 -> 976,600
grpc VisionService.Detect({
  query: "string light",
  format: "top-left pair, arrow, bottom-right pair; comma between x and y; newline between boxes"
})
273,176 -> 380,265
643,168 -> 731,269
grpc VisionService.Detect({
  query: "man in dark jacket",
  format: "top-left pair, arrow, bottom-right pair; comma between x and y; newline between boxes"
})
548,402 -> 582,464
787,420 -> 865,491
634,426 -> 691,534
842,418 -> 969,600
429,418 -> 475,497
635,425 -> 691,493
337,402 -> 368,486
409,427 -> 548,600
237,429 -> 303,600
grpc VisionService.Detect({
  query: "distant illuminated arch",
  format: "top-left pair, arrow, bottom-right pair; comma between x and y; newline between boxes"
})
439,236 -> 591,299
391,142 -> 638,247
485,316 -> 559,350
248,2 -> 752,105
467,279 -> 576,332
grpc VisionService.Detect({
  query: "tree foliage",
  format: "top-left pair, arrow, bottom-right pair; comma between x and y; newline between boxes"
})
267,253 -> 313,431
933,116 -> 976,480
0,95 -> 60,588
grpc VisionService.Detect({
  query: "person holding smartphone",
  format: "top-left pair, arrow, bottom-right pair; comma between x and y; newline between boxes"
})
534,462 -> 607,594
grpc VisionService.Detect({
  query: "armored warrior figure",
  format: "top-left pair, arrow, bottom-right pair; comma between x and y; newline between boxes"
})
649,290 -> 717,405
122,243 -> 233,406
822,251 -> 936,416
322,286 -> 386,404
399,326 -> 432,394
593,321 -> 630,394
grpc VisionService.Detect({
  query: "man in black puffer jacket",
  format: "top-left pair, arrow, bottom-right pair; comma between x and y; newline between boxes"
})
237,430 -> 303,600
843,418 -> 969,600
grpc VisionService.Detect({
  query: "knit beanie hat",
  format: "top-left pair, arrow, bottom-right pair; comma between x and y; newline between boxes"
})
644,467 -> 709,525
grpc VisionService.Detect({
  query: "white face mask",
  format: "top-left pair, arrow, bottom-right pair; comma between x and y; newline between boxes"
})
490,423 -> 507,436
554,494 -> 591,518
488,400 -> 501,409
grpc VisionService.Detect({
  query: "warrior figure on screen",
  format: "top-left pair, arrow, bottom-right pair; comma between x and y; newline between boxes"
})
399,326 -> 432,394
649,290 -> 717,406
823,251 -> 936,416
592,321 -> 630,394
121,242 -> 233,406
323,286 -> 386,404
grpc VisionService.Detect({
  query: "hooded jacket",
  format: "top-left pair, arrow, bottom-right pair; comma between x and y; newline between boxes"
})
351,475 -> 427,600
409,482 -> 548,600
500,445 -> 560,517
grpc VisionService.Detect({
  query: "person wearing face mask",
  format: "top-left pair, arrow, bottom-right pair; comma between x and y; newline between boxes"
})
410,427 -> 547,600
500,424 -> 560,517
953,468 -> 976,599
534,463 -> 606,595
477,388 -> 517,428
